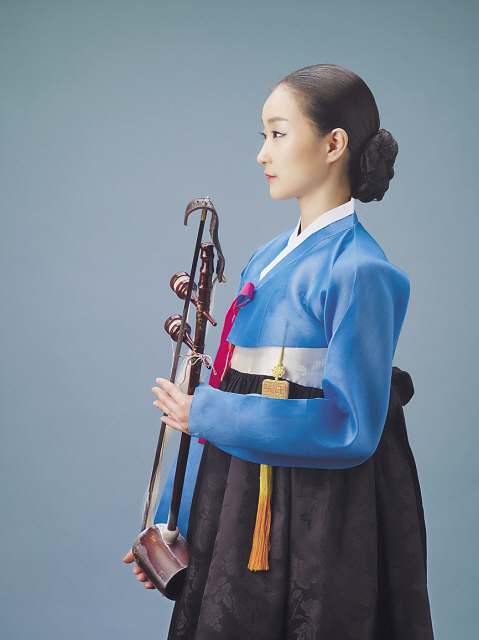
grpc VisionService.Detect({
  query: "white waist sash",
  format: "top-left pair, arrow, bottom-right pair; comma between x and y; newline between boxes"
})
230,345 -> 328,389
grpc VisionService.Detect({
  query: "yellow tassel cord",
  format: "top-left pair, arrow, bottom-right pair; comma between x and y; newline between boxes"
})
247,463 -> 273,571
248,347 -> 289,571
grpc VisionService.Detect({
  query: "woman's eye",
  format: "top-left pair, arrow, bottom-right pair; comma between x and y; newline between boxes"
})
259,131 -> 285,140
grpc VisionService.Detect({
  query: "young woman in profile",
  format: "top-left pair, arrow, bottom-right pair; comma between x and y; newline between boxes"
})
126,64 -> 434,639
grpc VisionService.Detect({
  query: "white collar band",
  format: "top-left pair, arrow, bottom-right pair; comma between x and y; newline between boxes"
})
260,199 -> 355,281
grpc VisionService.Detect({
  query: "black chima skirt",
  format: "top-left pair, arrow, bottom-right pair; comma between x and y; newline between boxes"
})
168,367 -> 434,640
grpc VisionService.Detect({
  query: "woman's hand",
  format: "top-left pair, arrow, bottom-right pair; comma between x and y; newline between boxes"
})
152,378 -> 192,434
123,549 -> 155,589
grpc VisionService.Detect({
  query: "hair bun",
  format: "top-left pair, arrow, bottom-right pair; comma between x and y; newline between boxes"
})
356,129 -> 398,202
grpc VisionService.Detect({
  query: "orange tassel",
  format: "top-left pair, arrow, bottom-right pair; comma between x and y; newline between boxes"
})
248,464 -> 272,571
248,348 -> 289,571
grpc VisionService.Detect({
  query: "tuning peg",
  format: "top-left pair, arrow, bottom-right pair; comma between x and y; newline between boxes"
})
170,271 -> 217,326
164,315 -> 195,351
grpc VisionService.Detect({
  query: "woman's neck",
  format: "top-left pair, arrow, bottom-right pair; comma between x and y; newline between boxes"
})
298,159 -> 351,232
297,176 -> 351,233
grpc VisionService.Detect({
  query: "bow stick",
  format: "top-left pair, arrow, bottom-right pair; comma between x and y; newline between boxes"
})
141,197 -> 224,531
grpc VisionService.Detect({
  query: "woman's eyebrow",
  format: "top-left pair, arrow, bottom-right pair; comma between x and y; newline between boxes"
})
262,116 -> 289,124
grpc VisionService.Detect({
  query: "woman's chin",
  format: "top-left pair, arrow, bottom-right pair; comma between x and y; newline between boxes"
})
268,186 -> 291,201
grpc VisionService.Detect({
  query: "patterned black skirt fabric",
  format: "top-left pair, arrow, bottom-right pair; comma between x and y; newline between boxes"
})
168,367 -> 434,640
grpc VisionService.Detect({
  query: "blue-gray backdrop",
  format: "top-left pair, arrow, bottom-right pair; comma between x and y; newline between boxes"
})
1,1 -> 478,638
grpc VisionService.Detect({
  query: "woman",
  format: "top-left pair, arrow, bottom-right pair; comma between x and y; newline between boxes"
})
125,64 -> 434,639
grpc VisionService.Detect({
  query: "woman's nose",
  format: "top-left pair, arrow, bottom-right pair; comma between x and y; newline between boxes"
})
257,144 -> 269,165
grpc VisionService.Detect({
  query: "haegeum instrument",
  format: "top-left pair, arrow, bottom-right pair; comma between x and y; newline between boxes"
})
131,197 -> 225,600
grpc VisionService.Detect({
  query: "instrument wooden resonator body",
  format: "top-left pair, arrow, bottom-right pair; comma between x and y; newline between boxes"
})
132,524 -> 189,600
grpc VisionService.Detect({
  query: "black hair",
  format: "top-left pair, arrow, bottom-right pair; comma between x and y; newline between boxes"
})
275,64 -> 398,202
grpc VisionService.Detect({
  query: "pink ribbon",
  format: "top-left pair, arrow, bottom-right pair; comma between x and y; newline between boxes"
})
208,281 -> 255,389
197,281 -> 254,444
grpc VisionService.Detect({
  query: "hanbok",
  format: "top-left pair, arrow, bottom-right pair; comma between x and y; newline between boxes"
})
164,202 -> 434,639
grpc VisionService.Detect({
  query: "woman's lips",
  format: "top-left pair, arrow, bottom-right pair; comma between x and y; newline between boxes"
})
265,174 -> 276,183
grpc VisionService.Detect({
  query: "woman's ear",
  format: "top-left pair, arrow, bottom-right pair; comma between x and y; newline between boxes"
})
326,128 -> 348,163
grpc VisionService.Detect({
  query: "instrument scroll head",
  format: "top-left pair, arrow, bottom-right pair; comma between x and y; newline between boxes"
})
184,197 -> 226,283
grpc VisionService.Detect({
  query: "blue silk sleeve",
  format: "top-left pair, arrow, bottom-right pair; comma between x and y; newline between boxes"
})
188,251 -> 409,469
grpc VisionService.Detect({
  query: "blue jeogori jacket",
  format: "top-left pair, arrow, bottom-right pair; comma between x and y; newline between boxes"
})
188,213 -> 410,469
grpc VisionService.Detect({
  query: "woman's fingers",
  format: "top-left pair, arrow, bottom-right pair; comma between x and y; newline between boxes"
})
152,391 -> 178,419
156,378 -> 193,413
152,388 -> 181,424
151,378 -> 193,434
152,394 -> 183,430
136,570 -> 156,589
164,414 -> 189,433
152,382 -> 184,417
123,550 -> 135,564
123,547 -> 155,589
156,377 -> 186,402
151,386 -> 174,410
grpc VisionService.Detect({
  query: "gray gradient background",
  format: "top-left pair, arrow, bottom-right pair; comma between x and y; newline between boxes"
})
1,1 -> 478,638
